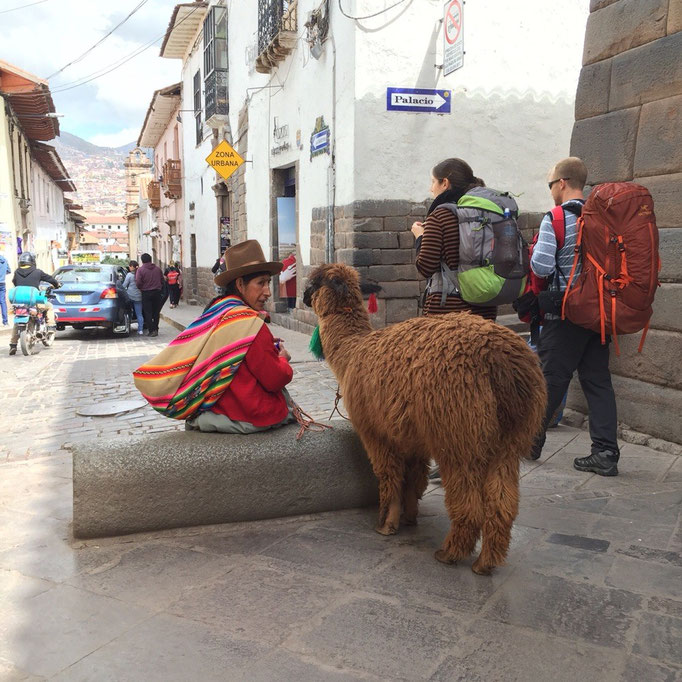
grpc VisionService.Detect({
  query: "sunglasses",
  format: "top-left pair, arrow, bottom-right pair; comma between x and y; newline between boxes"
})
548,177 -> 570,190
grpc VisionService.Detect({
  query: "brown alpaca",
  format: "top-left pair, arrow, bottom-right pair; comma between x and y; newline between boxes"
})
303,263 -> 547,575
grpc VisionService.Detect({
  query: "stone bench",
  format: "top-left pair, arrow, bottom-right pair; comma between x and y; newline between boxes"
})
72,420 -> 377,539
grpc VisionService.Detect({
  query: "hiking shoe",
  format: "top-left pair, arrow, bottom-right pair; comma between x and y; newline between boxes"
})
150,330 -> 158,337
573,450 -> 619,477
9,345 -> 17,356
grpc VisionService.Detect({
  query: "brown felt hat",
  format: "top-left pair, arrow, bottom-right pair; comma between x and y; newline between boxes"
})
214,239 -> 282,287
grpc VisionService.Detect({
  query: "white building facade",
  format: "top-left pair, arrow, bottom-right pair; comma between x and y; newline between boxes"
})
153,0 -> 589,323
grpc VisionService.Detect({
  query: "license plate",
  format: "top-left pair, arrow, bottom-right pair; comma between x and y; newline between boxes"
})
65,295 -> 81,302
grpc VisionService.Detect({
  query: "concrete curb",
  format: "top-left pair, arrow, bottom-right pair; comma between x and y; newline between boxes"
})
72,420 -> 377,539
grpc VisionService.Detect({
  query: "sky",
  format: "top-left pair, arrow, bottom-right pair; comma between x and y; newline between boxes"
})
1,0 -> 183,147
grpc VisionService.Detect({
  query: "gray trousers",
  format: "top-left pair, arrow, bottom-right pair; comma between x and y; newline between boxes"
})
187,389 -> 296,434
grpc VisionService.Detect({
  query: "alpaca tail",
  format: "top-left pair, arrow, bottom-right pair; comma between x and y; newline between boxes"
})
490,344 -> 547,458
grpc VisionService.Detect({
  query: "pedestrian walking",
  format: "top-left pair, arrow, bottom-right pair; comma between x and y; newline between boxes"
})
0,253 -> 11,326
164,262 -> 182,308
135,253 -> 164,337
124,260 -> 144,335
529,157 -> 620,475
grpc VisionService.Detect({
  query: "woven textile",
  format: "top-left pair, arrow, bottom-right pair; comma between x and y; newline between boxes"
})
133,296 -> 264,420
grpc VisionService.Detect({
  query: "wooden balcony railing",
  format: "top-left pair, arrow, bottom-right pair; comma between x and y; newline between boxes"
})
147,181 -> 161,209
162,160 -> 182,200
256,0 -> 297,74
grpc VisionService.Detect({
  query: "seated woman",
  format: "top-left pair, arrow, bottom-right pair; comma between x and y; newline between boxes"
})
134,240 -> 295,434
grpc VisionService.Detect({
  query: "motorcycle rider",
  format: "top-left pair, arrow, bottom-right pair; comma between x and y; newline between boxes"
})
9,252 -> 59,356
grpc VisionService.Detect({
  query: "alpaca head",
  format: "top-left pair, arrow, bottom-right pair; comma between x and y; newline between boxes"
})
303,264 -> 381,317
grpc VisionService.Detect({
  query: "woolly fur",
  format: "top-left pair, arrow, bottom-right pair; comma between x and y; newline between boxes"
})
304,263 -> 547,574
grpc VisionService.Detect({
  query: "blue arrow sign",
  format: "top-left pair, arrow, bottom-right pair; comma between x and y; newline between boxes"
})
386,87 -> 451,113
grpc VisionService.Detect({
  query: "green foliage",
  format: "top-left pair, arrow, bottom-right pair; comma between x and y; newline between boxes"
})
101,255 -> 128,265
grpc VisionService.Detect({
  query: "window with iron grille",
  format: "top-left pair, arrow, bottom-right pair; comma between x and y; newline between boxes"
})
203,5 -> 228,122
193,69 -> 203,144
258,0 -> 286,53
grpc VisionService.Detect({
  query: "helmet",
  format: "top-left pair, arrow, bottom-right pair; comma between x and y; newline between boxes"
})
18,252 -> 36,266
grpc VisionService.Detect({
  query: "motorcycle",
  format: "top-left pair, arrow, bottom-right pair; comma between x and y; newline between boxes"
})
8,285 -> 58,356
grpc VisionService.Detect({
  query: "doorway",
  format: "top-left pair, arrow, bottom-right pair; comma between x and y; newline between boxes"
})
271,165 -> 297,312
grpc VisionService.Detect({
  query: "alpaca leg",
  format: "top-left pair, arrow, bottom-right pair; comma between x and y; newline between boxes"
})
435,467 -> 484,565
472,455 -> 520,575
362,437 -> 404,536
401,456 -> 429,526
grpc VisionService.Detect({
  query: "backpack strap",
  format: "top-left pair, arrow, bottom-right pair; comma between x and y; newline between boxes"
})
549,206 -> 566,250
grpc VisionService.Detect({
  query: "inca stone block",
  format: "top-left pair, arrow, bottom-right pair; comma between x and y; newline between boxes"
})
399,232 -> 416,249
609,329 -> 682,390
571,108 -> 640,183
634,95 -> 682,177
372,249 -> 414,265
635,174 -> 682,229
376,281 -> 420,298
650,283 -> 682,332
575,59 -> 612,120
590,0 -> 620,11
351,231 -> 400,249
335,248 -> 373,266
610,33 -> 682,111
367,264 -> 418,281
384,216 -> 409,231
352,217 -> 383,232
669,0 -> 682,34
72,422 -> 377,538
567,373 -> 682,444
385,298 -> 419,323
583,0 -> 667,65
353,200 -> 412,218
333,217 -> 353,233
659,228 -> 682,282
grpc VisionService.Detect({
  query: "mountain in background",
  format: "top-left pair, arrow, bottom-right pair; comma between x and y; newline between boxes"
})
54,131 -> 138,214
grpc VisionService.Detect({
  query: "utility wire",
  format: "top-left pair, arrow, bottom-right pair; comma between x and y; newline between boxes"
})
0,0 -> 51,14
45,0 -> 151,80
51,3 -> 203,93
337,0 -> 408,21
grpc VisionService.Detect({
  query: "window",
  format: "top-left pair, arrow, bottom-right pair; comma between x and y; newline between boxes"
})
203,6 -> 228,122
193,69 -> 203,145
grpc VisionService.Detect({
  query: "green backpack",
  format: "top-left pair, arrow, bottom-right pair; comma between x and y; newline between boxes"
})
427,187 -> 529,306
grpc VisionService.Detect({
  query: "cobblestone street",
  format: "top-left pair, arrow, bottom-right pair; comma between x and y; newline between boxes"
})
0,317 -> 341,463
1,312 -> 681,680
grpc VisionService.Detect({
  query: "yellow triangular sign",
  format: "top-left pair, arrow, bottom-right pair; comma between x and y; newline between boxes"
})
206,140 -> 245,180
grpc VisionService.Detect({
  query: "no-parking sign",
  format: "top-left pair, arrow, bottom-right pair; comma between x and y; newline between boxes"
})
443,0 -> 463,75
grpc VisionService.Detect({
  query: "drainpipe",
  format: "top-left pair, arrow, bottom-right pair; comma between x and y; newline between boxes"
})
325,29 -> 337,264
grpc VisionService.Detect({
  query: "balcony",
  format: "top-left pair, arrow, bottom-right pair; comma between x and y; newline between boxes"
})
256,0 -> 297,74
162,160 -> 182,200
204,70 -> 228,130
147,181 -> 161,210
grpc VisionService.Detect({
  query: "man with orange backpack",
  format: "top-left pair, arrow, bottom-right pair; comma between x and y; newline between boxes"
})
529,157 -> 620,475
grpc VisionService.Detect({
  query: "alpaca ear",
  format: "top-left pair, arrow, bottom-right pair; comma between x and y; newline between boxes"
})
359,279 -> 382,295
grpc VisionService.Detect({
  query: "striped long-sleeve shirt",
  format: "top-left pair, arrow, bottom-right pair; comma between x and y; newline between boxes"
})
415,206 -> 497,320
530,199 -> 584,293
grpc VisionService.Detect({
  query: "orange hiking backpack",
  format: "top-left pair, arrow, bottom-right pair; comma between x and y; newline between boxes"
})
561,182 -> 660,355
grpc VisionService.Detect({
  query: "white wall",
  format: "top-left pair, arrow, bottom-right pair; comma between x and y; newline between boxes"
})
181,39 -> 220,271
352,0 -> 589,211
226,0 -> 357,265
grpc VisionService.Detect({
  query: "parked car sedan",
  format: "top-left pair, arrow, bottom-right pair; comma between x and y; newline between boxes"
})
52,264 -> 132,335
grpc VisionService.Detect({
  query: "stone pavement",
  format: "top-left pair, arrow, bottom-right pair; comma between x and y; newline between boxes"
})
0,301 -> 681,680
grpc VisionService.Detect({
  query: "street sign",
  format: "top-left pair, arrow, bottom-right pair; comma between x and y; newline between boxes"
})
443,0 -> 464,76
206,140 -> 245,181
386,88 -> 451,114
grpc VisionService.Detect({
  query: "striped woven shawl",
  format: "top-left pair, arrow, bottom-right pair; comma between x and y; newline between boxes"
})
133,296 -> 264,420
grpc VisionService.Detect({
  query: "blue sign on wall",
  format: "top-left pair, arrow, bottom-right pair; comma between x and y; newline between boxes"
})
386,87 -> 451,114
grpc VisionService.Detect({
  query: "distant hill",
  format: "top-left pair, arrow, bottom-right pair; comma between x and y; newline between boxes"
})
54,131 -> 136,160
53,131 -> 134,212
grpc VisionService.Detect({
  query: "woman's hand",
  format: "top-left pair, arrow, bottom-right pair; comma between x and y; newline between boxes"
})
278,344 -> 291,362
411,221 -> 424,239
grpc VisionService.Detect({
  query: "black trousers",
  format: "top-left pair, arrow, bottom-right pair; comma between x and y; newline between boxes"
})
168,284 -> 181,305
534,318 -> 619,456
141,289 -> 163,333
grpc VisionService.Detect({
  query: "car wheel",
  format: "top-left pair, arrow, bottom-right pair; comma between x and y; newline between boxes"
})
56,323 -> 65,331
113,311 -> 131,336
72,324 -> 85,330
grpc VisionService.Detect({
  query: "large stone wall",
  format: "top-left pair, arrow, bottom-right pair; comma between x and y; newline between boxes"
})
569,0 -> 682,443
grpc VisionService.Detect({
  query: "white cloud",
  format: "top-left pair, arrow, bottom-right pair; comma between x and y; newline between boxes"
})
2,0 -> 182,139
88,127 -> 141,148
